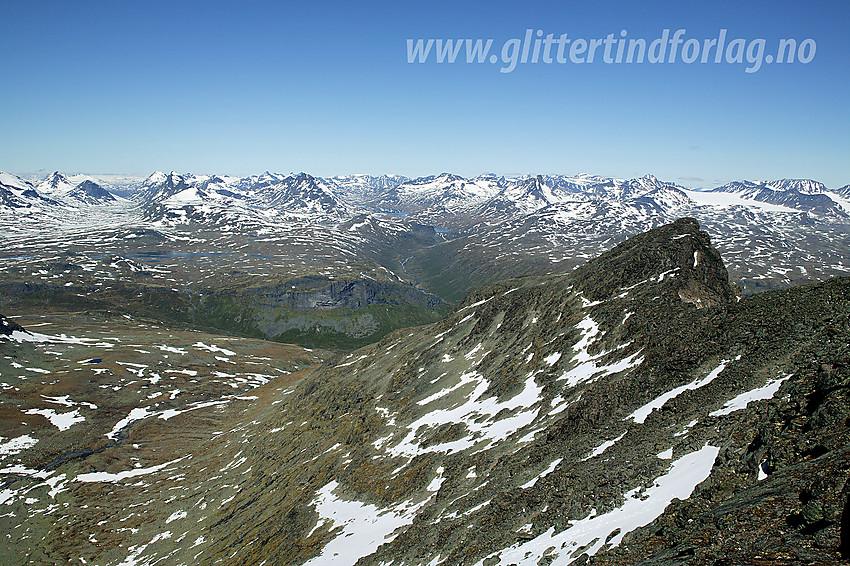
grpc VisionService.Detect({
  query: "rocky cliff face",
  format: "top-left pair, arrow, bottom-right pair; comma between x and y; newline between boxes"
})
0,275 -> 447,350
255,275 -> 444,310
2,219 -> 847,565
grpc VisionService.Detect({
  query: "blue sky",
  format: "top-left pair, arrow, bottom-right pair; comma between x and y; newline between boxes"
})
1,0 -> 848,187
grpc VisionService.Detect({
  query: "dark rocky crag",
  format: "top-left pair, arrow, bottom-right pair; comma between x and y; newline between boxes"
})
3,218 -> 848,565
0,313 -> 25,336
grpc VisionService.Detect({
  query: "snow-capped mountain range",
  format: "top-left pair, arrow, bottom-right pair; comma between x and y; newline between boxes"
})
7,170 -> 121,207
3,169 -> 848,222
0,172 -> 60,210
1,169 -> 848,303
35,171 -> 128,203
132,170 -> 850,223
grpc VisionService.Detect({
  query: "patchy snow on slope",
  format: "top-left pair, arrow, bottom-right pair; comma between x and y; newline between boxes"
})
304,469 -> 444,565
520,458 -> 563,489
0,434 -> 39,455
458,296 -> 493,312
193,342 -> 237,356
570,316 -> 601,362
3,329 -> 114,347
157,344 -> 188,355
560,350 -> 644,388
558,315 -> 644,387
157,399 -> 232,421
478,445 -> 719,566
709,374 -> 790,416
628,357 -> 738,424
385,370 -> 543,458
416,371 -> 479,407
107,407 -> 153,439
581,432 -> 627,461
657,447 -> 674,460
42,395 -> 97,410
75,457 -> 186,483
24,408 -> 85,431
165,510 -> 188,523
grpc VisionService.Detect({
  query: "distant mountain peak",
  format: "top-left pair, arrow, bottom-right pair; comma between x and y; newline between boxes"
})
35,170 -> 76,196
45,170 -> 70,187
68,179 -> 116,204
765,178 -> 827,194
142,171 -> 168,185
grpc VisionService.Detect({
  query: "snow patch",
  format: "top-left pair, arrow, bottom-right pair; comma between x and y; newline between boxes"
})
478,445 -> 719,566
709,374 -> 790,416
0,434 -> 39,455
24,408 -> 85,431
582,432 -> 627,461
543,352 -> 562,366
75,457 -> 186,483
628,358 -> 738,424
303,473 -> 443,565
520,458 -> 563,489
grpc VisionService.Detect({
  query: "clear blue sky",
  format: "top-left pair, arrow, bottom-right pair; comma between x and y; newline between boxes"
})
1,0 -> 848,187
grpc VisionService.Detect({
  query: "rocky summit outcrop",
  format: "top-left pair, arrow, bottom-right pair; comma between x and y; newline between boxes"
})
571,217 -> 736,309
2,219 -> 848,565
